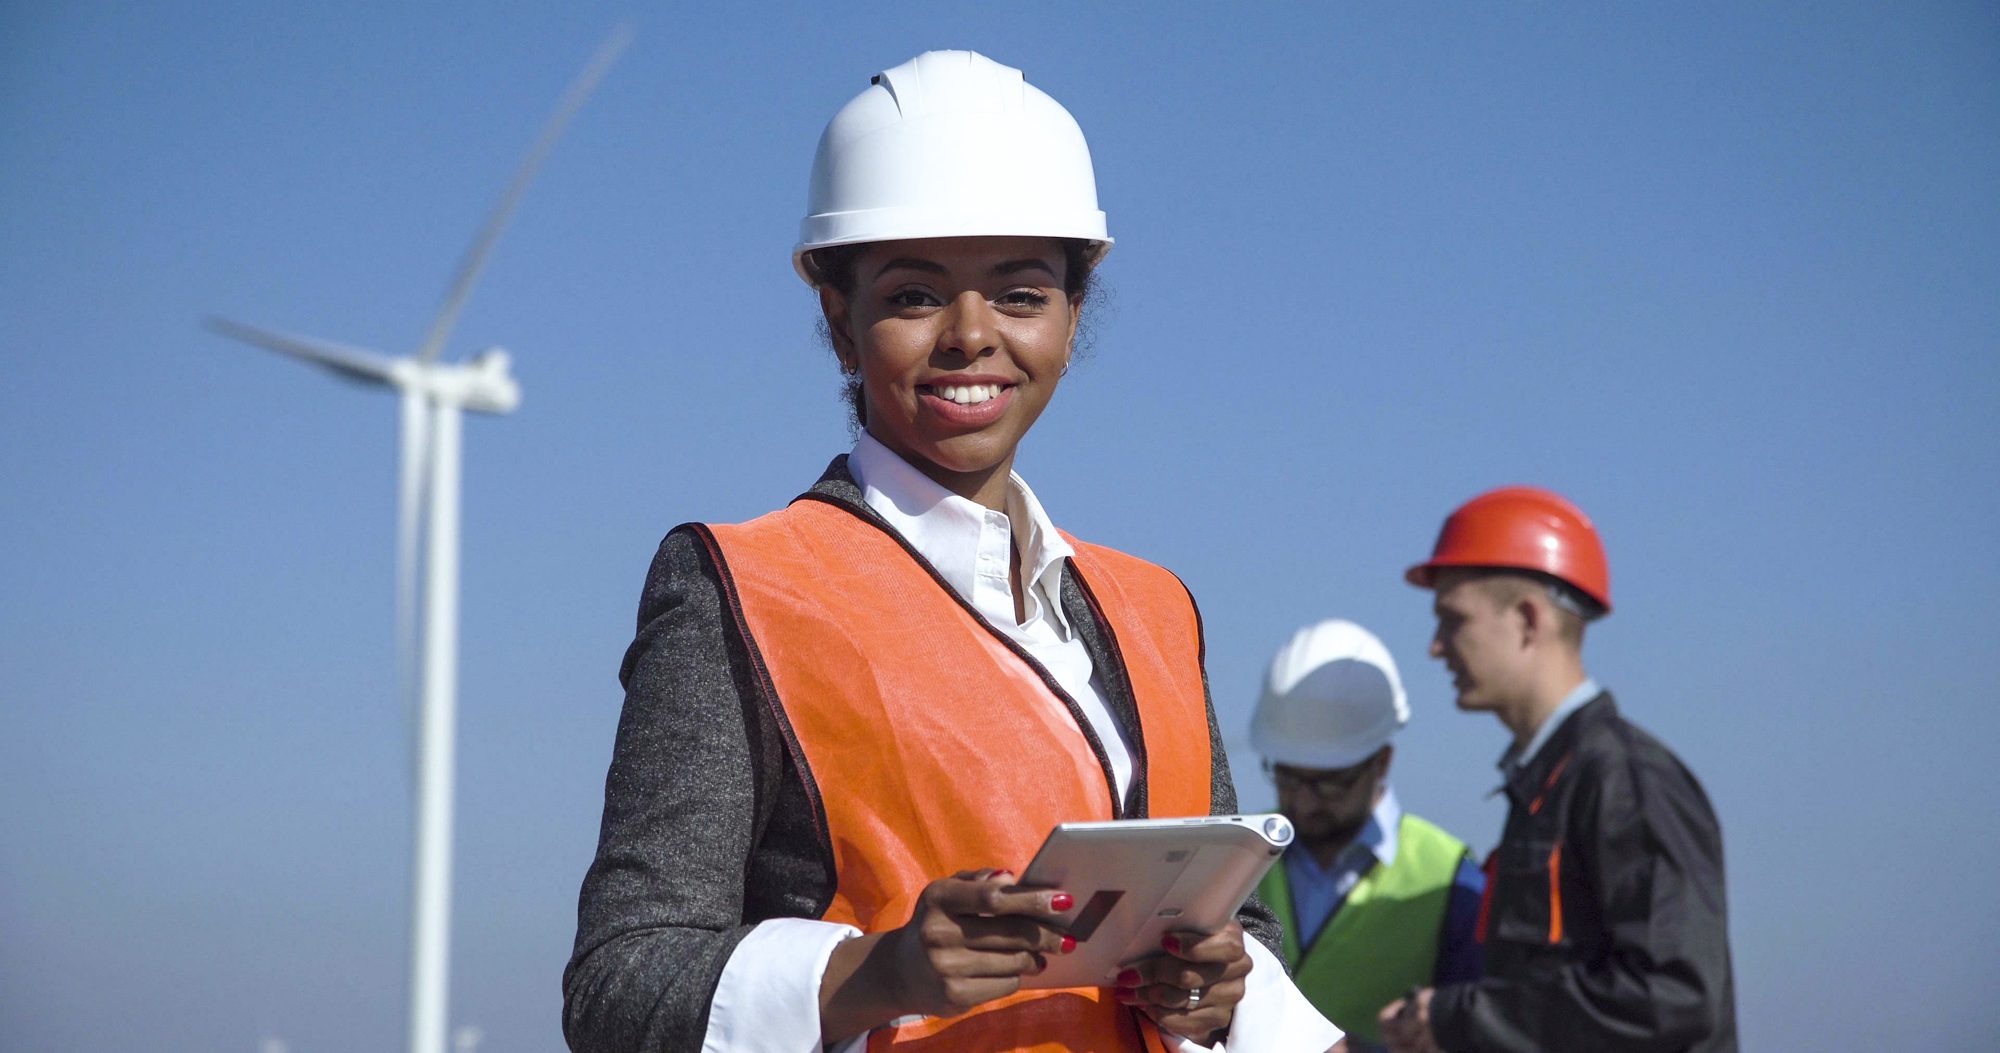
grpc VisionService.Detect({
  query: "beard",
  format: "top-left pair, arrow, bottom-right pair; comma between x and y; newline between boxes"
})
1298,810 -> 1371,851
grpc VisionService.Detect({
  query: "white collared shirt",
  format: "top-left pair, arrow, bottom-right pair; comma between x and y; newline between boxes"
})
700,437 -> 1341,1053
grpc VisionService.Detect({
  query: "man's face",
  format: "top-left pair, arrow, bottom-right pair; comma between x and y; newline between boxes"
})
1271,749 -> 1388,847
1429,570 -> 1530,714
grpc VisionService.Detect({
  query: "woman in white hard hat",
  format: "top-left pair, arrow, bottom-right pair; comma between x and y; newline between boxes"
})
563,51 -> 1340,1052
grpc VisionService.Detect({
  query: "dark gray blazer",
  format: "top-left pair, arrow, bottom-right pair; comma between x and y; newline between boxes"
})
562,459 -> 1282,1052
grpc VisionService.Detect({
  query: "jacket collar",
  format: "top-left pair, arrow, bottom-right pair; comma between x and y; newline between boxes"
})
1499,691 -> 1616,806
1501,677 -> 1602,775
805,454 -> 867,507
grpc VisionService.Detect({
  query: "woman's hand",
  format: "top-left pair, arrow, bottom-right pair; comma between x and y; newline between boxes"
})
820,868 -> 1074,1042
1109,920 -> 1253,1044
887,868 -> 1077,1014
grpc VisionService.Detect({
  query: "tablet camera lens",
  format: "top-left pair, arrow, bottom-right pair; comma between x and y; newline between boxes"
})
1262,815 -> 1294,846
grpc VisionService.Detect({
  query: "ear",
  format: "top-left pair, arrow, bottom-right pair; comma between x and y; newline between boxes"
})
1513,593 -> 1545,651
1376,744 -> 1394,777
1064,292 -> 1082,368
819,285 -> 858,372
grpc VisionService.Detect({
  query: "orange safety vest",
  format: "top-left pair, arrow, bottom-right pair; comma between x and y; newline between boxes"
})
703,495 -> 1214,1052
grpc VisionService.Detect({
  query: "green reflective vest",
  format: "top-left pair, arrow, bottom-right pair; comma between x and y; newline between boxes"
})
1258,813 -> 1469,1046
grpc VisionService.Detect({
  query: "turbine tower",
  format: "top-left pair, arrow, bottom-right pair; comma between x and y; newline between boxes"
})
208,28 -> 630,1053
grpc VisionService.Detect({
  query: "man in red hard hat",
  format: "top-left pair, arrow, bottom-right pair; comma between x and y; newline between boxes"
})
1378,487 -> 1737,1053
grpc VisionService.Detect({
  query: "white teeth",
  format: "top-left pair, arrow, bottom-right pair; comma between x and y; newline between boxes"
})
935,384 -> 999,405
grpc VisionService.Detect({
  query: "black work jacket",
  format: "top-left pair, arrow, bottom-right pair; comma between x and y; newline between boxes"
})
1431,694 -> 1737,1053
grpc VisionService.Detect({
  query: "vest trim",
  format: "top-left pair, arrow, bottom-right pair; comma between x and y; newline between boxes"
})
688,521 -> 838,913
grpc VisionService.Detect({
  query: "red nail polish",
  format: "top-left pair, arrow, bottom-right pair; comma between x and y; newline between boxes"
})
1050,892 -> 1075,911
1060,934 -> 1077,954
1162,934 -> 1181,953
1117,968 -> 1141,986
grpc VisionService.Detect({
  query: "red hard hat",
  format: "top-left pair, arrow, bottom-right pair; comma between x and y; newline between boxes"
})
1405,486 -> 1612,614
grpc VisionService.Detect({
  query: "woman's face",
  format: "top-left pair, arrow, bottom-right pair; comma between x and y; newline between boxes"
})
821,236 -> 1078,503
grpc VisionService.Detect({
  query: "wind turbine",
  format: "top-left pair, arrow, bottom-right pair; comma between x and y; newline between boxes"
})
208,27 -> 630,1053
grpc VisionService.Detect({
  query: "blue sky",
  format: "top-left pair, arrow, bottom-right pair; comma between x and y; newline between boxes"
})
3,2 -> 1996,1050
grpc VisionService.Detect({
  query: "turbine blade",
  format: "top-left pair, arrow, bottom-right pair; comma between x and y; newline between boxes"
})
206,316 -> 400,386
398,388 -> 430,760
412,24 -> 633,364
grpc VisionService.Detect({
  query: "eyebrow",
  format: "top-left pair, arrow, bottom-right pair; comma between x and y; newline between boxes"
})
871,257 -> 1060,282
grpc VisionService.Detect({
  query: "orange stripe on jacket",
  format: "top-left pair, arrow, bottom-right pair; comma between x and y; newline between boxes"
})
706,499 -> 1213,1052
1547,842 -> 1564,945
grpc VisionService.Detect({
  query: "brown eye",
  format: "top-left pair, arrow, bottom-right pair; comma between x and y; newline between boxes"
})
997,289 -> 1052,309
888,288 -> 940,310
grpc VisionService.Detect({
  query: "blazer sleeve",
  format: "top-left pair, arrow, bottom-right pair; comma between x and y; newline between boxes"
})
561,527 -> 772,1053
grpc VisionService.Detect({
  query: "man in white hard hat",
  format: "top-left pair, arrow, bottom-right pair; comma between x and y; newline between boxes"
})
1251,620 -> 1485,1053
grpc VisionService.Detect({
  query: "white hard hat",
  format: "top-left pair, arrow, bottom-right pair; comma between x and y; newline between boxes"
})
793,50 -> 1113,286
1251,619 -> 1411,770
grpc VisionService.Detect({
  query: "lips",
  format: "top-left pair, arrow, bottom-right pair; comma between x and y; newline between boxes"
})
918,381 -> 1015,426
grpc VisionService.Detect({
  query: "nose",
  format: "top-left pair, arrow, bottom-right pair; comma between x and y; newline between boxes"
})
938,291 -> 998,360
1429,631 -> 1445,660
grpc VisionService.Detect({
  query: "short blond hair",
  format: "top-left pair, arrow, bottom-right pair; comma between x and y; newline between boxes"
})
1472,571 -> 1588,650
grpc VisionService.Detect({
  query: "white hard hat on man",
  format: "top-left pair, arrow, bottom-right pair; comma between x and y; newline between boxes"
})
794,50 -> 1112,286
1252,619 -> 1412,770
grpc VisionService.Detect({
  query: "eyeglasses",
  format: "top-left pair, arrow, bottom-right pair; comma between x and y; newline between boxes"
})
1262,759 -> 1374,797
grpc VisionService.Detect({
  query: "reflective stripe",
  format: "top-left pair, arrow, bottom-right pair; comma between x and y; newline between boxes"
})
1547,842 -> 1564,944
1528,752 -> 1572,815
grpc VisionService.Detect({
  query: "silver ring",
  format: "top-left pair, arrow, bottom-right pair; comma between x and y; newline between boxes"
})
1187,986 -> 1203,1009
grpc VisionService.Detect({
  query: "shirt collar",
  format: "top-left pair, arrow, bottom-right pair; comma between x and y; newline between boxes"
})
1360,784 -> 1403,867
1301,783 -> 1403,878
1499,676 -> 1601,775
846,432 -> 1076,635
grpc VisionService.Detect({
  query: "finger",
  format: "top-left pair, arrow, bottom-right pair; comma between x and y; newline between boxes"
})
1158,922 -> 1247,963
931,972 -> 1028,1016
1147,958 -> 1234,992
969,879 -> 1076,920
943,947 -> 1047,980
1130,977 -> 1241,1041
929,872 -> 1034,916
955,914 -> 1071,953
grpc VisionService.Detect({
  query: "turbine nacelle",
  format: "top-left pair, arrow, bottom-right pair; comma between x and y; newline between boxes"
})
410,349 -> 520,415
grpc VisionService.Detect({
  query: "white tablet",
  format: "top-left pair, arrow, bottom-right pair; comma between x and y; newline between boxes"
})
1014,813 -> 1294,990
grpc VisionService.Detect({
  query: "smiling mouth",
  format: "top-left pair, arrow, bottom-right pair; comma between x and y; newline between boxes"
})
920,383 -> 1009,406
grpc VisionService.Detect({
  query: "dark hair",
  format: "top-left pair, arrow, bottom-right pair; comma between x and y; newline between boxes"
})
807,239 -> 1105,430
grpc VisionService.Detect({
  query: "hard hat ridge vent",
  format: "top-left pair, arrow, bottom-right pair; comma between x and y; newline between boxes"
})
793,49 -> 1111,285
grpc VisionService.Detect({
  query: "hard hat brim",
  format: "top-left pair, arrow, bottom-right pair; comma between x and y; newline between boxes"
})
793,222 -> 1112,287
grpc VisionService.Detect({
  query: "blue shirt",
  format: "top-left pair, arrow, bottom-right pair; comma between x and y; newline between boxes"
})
1281,785 -> 1486,987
